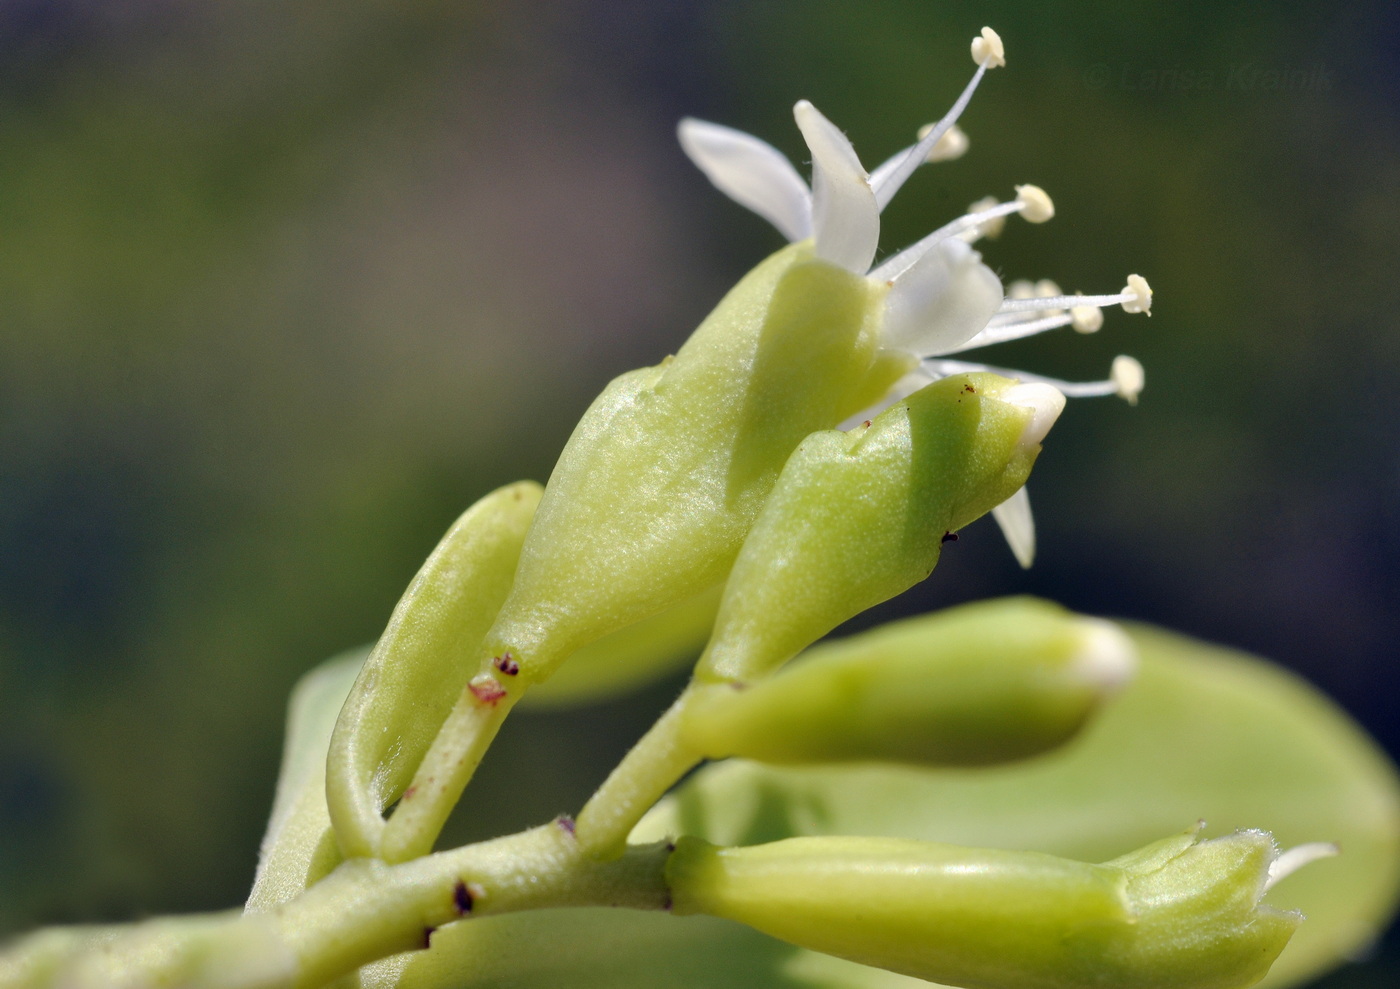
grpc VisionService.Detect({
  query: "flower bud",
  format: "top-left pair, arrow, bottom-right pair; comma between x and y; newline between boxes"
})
696,373 -> 1059,684
667,826 -> 1302,989
680,598 -> 1135,766
324,480 -> 541,859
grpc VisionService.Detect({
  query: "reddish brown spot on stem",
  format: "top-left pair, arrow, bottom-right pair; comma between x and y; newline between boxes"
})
493,653 -> 520,676
941,531 -> 959,544
402,786 -> 417,801
963,383 -> 976,393
557,815 -> 576,836
469,678 -> 508,705
862,420 -> 872,428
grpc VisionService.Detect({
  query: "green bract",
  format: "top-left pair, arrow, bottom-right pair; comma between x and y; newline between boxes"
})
680,597 -> 1134,766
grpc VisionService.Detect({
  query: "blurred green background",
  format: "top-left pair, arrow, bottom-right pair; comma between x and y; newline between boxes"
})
0,1 -> 1396,985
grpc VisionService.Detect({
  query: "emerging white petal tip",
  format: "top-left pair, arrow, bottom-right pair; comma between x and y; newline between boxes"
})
1266,842 -> 1340,892
1015,184 -> 1055,223
1122,273 -> 1153,314
1000,382 -> 1066,450
971,27 -> 1006,69
915,122 -> 970,162
991,487 -> 1035,569
1111,356 -> 1145,405
1067,618 -> 1139,694
1070,304 -> 1104,333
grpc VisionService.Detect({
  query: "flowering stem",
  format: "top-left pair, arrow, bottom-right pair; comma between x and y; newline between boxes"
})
574,687 -> 706,858
379,691 -> 521,863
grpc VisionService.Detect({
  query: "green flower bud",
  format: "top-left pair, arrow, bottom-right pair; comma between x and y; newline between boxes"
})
667,826 -> 1305,989
696,373 -> 1063,684
679,597 -> 1135,766
325,481 -> 541,859
477,243 -> 906,689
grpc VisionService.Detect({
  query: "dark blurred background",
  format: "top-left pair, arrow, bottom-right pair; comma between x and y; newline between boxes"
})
0,1 -> 1396,984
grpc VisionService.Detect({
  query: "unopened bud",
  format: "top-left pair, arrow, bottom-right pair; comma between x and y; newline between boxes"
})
668,825 -> 1304,989
680,598 -> 1135,766
696,373 -> 1057,684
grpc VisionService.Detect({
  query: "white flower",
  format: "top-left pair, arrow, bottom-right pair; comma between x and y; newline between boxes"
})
678,27 -> 1152,569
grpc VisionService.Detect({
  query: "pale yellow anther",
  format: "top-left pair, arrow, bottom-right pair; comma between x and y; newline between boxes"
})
1111,355 -> 1145,405
1015,184 -> 1054,223
1007,279 -> 1037,300
1070,304 -> 1104,333
1121,273 -> 1153,314
964,195 -> 1005,240
971,27 -> 1006,69
915,122 -> 969,162
1034,279 -> 1065,315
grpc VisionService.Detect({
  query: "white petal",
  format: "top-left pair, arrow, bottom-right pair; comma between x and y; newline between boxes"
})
677,118 -> 812,243
793,101 -> 879,274
882,238 -> 1003,355
992,486 -> 1036,569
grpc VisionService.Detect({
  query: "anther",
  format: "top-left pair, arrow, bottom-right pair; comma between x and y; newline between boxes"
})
1121,274 -> 1153,315
971,27 -> 1006,69
962,196 -> 1004,240
1015,184 -> 1054,223
1111,356 -> 1144,405
1070,305 -> 1104,333
915,122 -> 969,162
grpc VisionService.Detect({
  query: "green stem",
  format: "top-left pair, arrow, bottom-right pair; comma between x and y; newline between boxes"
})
378,687 -> 520,863
275,823 -> 672,988
574,686 -> 705,858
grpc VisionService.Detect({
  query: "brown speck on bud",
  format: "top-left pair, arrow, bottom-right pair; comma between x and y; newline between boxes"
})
494,653 -> 520,676
402,785 -> 417,801
557,815 -> 577,836
469,676 -> 508,705
941,531 -> 959,543
453,880 -> 474,915
863,420 -> 872,428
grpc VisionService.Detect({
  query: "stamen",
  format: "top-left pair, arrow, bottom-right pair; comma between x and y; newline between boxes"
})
874,191 -> 1043,283
871,27 -> 1003,211
1265,842 -> 1339,892
915,122 -> 969,162
959,196 -> 1004,241
945,311 -> 1076,353
923,357 -> 1145,404
999,286 -> 1145,315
